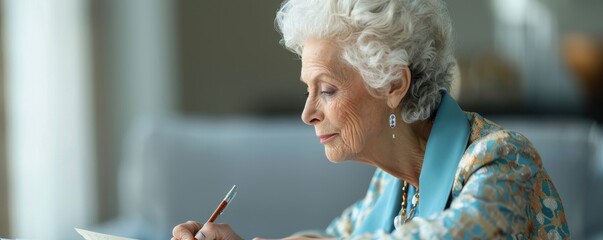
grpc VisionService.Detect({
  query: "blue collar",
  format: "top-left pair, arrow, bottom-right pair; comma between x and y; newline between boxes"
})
352,92 -> 470,233
417,92 -> 470,218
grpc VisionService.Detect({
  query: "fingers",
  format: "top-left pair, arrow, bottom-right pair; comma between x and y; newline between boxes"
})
198,223 -> 243,240
172,220 -> 203,240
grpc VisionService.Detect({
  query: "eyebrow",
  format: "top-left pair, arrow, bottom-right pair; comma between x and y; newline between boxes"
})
300,72 -> 336,85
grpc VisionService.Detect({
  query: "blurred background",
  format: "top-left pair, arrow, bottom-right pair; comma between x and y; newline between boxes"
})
0,0 -> 602,239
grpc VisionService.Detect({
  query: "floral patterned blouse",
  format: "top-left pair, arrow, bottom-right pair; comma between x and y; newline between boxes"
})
324,112 -> 570,239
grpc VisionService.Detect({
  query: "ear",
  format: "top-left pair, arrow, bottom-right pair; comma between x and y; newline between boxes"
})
387,66 -> 411,109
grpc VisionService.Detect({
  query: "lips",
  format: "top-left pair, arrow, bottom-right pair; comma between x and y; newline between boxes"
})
318,133 -> 337,143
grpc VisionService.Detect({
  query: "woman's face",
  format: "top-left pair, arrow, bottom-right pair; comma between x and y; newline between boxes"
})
300,39 -> 390,163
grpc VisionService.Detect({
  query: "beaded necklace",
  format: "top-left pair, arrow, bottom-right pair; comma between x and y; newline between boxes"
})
393,181 -> 420,230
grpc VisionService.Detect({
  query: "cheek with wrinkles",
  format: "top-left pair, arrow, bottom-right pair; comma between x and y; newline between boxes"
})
333,98 -> 366,155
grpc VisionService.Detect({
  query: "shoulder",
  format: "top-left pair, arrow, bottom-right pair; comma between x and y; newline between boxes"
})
449,113 -> 570,237
453,113 -> 542,190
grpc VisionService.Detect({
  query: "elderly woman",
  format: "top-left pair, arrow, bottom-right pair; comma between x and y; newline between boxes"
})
172,0 -> 570,239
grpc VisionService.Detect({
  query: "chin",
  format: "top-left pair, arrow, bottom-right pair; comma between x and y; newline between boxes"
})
324,147 -> 348,163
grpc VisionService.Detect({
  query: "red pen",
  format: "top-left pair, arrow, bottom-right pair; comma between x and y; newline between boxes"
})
206,185 -> 238,223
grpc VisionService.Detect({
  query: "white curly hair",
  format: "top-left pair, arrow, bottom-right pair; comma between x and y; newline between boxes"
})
275,0 -> 456,123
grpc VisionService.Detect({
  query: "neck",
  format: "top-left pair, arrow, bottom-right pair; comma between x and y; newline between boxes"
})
358,118 -> 432,189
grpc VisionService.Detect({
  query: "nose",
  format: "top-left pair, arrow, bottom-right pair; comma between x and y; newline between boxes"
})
301,95 -> 322,125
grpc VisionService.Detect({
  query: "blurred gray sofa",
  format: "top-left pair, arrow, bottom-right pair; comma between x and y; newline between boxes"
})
95,115 -> 602,239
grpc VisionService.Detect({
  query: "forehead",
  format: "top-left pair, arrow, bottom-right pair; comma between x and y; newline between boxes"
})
300,39 -> 345,81
301,39 -> 340,64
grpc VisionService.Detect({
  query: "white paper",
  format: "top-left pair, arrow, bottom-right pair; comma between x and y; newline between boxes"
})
74,228 -> 138,240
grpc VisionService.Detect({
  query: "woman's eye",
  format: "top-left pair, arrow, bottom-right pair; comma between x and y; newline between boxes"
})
320,89 -> 335,96
303,91 -> 309,97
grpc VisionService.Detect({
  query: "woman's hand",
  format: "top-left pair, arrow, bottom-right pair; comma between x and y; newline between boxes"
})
172,221 -> 202,240
171,221 -> 243,240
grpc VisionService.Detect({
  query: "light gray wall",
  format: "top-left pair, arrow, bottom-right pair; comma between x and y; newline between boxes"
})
557,1 -> 603,34
0,82 -> 8,238
447,1 -> 496,57
177,0 -> 306,115
0,7 -> 8,234
91,0 -> 177,223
